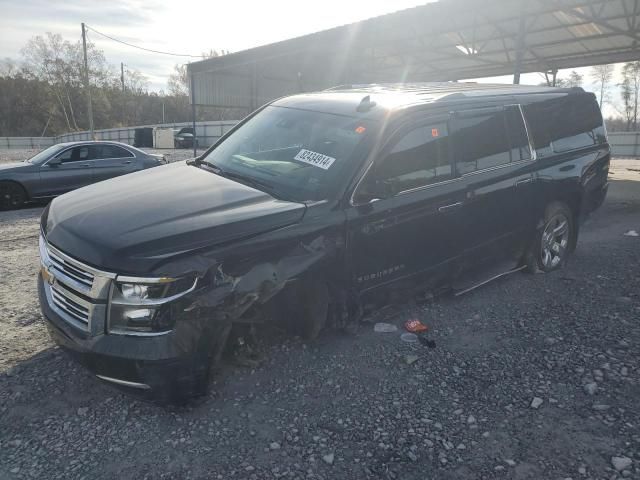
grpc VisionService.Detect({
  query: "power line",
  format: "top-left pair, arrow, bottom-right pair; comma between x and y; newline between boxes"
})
84,24 -> 202,58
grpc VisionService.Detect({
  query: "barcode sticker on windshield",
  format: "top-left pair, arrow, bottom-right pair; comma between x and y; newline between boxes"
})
294,149 -> 336,170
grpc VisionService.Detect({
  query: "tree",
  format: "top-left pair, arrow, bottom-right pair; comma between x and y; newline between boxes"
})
565,70 -> 583,88
620,62 -> 640,131
20,33 -> 111,131
167,64 -> 188,97
590,64 -> 614,107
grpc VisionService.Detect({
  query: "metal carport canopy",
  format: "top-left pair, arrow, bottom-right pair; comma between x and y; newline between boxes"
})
188,0 -> 640,109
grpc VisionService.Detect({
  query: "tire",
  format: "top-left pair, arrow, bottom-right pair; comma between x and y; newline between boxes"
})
525,202 -> 574,273
0,181 -> 27,211
278,279 -> 330,340
300,281 -> 329,340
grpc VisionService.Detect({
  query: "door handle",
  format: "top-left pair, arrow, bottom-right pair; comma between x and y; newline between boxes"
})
438,201 -> 463,213
122,160 -> 132,164
515,178 -> 533,187
81,163 -> 91,167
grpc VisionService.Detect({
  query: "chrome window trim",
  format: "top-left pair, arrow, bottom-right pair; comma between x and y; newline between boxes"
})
515,104 -> 537,162
394,176 -> 462,197
459,158 -> 533,178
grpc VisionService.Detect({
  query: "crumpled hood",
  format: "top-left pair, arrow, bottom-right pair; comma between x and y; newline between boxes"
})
44,161 -> 306,273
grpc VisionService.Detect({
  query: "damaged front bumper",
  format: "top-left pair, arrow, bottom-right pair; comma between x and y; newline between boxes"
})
38,273 -> 223,401
37,228 -> 342,401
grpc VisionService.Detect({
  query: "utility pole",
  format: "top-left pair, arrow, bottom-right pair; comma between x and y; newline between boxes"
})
81,23 -> 94,138
190,68 -> 198,157
120,62 -> 126,126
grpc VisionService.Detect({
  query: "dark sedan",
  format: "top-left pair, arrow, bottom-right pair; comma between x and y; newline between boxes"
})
0,141 -> 164,210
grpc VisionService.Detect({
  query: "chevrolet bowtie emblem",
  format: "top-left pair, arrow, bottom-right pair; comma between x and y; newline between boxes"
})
42,264 -> 56,286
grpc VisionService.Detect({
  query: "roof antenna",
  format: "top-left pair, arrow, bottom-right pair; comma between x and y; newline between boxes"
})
357,95 -> 377,112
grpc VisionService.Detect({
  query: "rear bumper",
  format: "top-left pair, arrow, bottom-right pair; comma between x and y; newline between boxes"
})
38,274 -> 211,402
581,181 -> 608,222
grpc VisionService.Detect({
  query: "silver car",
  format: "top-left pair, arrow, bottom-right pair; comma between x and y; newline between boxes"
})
0,141 -> 165,210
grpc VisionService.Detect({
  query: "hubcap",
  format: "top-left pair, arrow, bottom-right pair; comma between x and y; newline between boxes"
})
541,213 -> 570,269
0,184 -> 22,209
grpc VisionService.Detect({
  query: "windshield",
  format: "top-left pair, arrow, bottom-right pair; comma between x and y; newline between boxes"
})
25,145 -> 65,164
201,106 -> 374,202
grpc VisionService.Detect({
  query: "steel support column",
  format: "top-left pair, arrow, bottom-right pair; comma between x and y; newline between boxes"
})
513,3 -> 527,84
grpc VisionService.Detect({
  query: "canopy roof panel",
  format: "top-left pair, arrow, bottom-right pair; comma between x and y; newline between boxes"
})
189,0 -> 640,108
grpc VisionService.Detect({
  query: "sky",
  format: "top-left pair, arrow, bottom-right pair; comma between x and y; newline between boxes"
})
0,0 -> 624,116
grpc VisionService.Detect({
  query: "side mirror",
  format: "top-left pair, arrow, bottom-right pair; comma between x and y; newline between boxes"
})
371,179 -> 396,199
47,157 -> 62,167
354,178 -> 395,204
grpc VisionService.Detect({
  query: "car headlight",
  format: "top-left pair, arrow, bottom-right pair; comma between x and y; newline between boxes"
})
108,276 -> 198,335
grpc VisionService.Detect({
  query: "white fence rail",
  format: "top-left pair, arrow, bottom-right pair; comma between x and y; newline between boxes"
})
608,132 -> 640,157
4,127 -> 640,157
0,137 -> 56,149
0,120 -> 240,150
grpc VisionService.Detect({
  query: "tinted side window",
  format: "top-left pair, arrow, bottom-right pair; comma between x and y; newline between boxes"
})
58,146 -> 91,163
454,110 -> 510,174
102,145 -> 134,158
376,123 -> 451,192
523,95 -> 603,156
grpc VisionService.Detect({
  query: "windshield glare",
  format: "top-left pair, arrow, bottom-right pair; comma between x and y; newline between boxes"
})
201,106 -> 373,201
26,145 -> 65,164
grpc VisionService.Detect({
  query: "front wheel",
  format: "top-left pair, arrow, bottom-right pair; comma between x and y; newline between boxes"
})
0,182 -> 26,211
526,202 -> 574,273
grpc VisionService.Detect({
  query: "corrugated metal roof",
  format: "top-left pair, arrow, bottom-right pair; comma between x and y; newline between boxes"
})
188,0 -> 640,108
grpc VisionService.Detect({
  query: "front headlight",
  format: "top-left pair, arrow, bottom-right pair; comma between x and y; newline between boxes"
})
108,276 -> 198,335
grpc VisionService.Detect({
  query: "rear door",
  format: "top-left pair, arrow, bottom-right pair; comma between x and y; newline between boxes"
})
347,116 -> 467,292
452,105 -> 536,267
92,144 -> 139,183
38,145 -> 95,196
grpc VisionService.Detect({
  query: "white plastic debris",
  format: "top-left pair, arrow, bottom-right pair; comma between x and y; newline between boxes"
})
400,333 -> 419,343
530,397 -> 544,409
624,230 -> 639,237
374,323 -> 398,333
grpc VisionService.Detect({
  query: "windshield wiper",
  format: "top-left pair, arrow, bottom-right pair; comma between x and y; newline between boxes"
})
198,162 -> 286,200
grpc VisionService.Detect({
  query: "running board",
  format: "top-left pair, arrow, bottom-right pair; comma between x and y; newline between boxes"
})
454,265 -> 526,297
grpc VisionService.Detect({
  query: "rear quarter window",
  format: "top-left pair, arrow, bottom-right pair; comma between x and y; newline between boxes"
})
523,94 -> 604,156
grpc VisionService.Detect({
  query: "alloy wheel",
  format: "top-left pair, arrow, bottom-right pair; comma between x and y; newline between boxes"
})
540,212 -> 570,269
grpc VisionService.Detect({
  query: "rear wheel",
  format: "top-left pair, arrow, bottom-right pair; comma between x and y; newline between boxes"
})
526,202 -> 574,273
0,182 -> 26,210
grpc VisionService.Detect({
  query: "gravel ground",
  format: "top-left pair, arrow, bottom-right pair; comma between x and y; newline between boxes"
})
0,157 -> 639,480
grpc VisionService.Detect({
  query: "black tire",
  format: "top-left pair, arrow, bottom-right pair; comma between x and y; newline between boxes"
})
278,279 -> 330,340
300,281 -> 329,340
0,181 -> 27,211
525,201 -> 574,273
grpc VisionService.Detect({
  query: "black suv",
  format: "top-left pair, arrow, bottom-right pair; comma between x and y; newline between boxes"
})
38,83 -> 610,402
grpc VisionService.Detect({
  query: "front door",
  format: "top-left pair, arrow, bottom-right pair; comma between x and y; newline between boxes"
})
38,145 -> 95,197
346,118 -> 467,293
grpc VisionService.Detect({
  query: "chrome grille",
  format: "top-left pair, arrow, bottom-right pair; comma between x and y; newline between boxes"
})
51,285 -> 89,326
48,249 -> 94,290
40,234 -> 114,335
